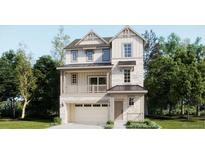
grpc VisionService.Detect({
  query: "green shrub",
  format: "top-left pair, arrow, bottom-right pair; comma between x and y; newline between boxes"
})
106,120 -> 114,125
53,117 -> 62,125
104,120 -> 114,129
126,119 -> 160,129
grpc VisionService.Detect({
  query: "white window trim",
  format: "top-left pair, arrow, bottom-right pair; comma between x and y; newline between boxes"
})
128,97 -> 135,106
122,43 -> 133,58
71,50 -> 78,62
86,50 -> 94,62
124,69 -> 131,83
71,73 -> 78,85
102,48 -> 110,61
88,76 -> 107,85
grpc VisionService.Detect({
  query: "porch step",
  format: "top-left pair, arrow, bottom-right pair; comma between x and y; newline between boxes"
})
114,121 -> 126,129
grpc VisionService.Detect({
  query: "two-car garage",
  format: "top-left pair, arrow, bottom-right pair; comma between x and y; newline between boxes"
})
68,103 -> 109,124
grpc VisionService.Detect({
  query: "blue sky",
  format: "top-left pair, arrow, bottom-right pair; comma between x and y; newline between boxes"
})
0,25 -> 205,61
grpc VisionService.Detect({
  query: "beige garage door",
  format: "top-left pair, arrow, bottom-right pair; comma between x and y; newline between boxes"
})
74,104 -> 109,124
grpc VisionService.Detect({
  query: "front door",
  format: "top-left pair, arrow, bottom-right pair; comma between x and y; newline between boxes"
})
114,101 -> 123,120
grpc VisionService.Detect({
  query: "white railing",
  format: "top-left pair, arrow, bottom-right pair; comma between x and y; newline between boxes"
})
88,85 -> 107,93
65,84 -> 107,94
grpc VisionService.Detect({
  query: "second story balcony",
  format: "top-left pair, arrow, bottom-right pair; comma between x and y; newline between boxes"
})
65,84 -> 107,94
58,63 -> 112,96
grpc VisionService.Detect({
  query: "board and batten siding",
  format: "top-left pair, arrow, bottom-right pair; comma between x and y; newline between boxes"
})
65,48 -> 111,64
111,36 -> 144,87
64,71 -> 107,94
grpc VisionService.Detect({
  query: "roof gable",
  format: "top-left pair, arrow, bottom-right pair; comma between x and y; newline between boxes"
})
109,26 -> 146,42
75,30 -> 109,46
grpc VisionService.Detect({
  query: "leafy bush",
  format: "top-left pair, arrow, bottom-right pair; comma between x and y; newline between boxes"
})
106,120 -> 114,125
53,117 -> 62,125
104,120 -> 114,129
126,119 -> 160,129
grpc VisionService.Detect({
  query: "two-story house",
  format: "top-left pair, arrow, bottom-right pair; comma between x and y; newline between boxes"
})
57,26 -> 147,125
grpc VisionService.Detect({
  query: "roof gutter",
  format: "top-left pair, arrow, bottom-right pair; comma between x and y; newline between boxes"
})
57,65 -> 113,70
107,90 -> 148,94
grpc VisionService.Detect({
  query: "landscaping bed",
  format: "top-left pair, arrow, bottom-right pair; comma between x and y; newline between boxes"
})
104,120 -> 114,129
126,119 -> 160,129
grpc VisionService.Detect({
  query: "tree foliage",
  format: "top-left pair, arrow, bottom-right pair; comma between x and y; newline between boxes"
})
27,55 -> 59,118
0,50 -> 19,118
16,49 -> 36,119
51,26 -> 70,65
145,32 -> 205,119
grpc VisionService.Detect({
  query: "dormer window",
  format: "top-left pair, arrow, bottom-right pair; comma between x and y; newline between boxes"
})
123,43 -> 132,57
86,50 -> 94,61
71,50 -> 78,62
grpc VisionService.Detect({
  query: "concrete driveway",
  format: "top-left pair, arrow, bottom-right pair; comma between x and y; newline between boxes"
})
49,123 -> 104,129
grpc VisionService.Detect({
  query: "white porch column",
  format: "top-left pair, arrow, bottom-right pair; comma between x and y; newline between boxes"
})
60,71 -> 62,95
106,72 -> 110,90
60,99 -> 68,124
109,97 -> 114,121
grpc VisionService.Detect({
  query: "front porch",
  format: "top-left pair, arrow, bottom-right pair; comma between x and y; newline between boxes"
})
109,94 -> 145,122
60,68 -> 111,96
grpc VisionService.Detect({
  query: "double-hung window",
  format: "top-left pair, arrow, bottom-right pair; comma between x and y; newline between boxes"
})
71,73 -> 78,85
86,50 -> 94,61
124,69 -> 131,83
71,50 -> 78,62
124,43 -> 132,57
102,48 -> 110,61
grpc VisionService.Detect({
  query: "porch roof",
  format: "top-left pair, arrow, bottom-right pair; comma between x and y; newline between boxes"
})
107,85 -> 148,94
118,61 -> 136,68
57,63 -> 113,70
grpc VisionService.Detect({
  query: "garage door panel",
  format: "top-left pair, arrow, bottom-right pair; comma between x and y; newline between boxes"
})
74,104 -> 108,124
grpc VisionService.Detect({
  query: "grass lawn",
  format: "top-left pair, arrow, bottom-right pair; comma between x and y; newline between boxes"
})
0,118 -> 53,129
149,116 -> 205,129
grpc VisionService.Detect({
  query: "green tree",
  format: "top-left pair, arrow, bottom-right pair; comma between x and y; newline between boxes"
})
145,34 -> 205,119
0,50 -> 19,118
28,55 -> 59,118
51,26 -> 70,65
145,56 -> 179,115
16,49 -> 36,119
142,30 -> 161,70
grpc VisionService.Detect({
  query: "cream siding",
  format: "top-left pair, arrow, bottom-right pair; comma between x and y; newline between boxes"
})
60,27 -> 146,124
63,71 -> 107,94
111,36 -> 144,87
65,49 -> 111,64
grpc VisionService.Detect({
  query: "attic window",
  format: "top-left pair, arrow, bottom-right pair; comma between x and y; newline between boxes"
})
124,29 -> 129,35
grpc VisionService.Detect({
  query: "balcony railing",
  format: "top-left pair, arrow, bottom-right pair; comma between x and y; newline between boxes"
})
65,84 -> 107,94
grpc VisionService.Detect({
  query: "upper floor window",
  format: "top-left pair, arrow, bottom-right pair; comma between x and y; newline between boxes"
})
71,50 -> 78,62
86,50 -> 94,61
102,48 -> 110,61
123,43 -> 132,57
124,69 -> 130,83
71,73 -> 78,85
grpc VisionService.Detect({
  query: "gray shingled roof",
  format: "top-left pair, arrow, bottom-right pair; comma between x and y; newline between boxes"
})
64,37 -> 112,49
107,85 -> 146,92
118,61 -> 136,66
